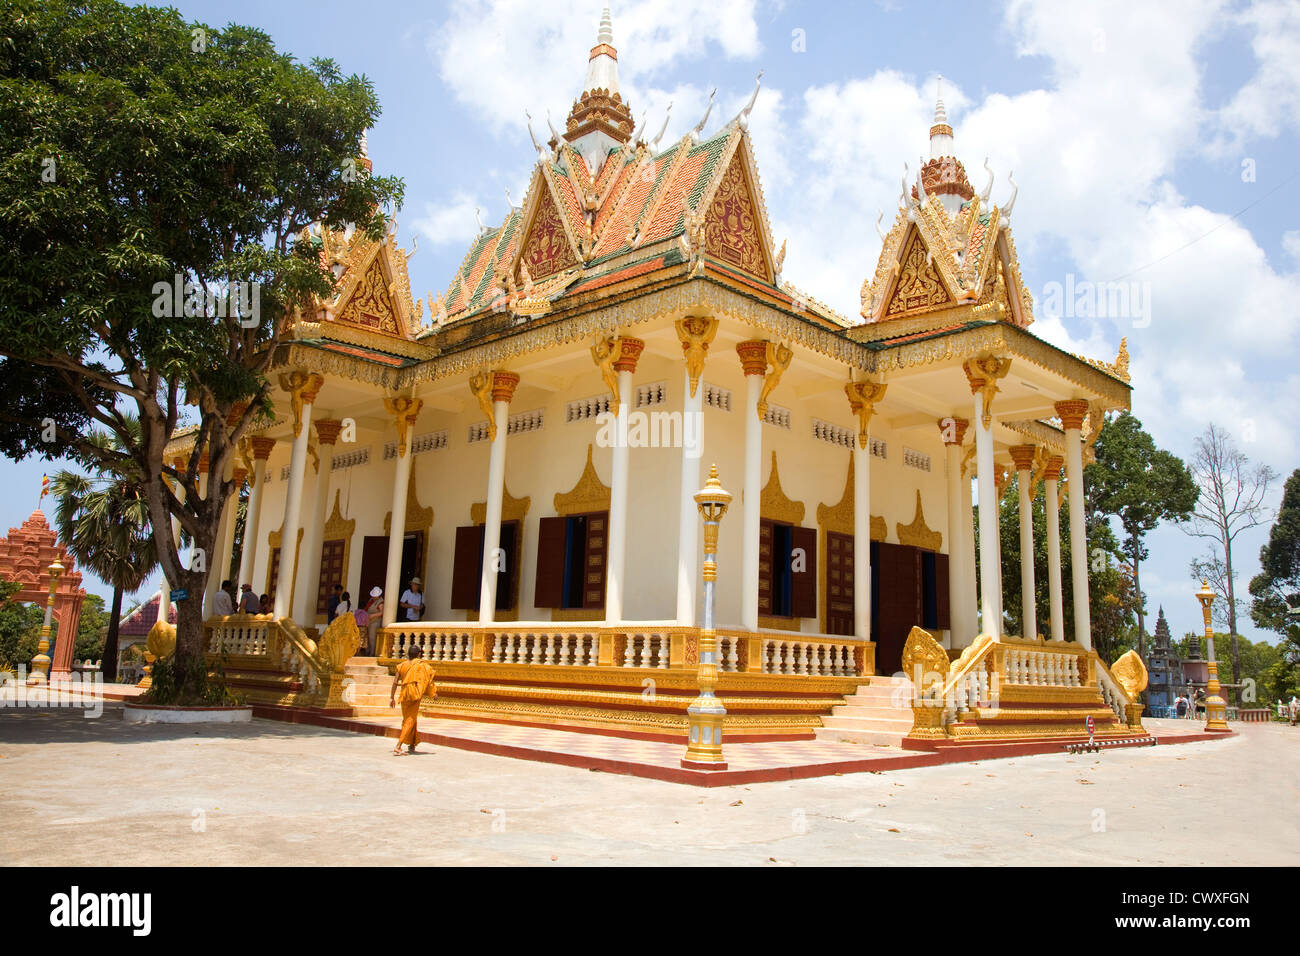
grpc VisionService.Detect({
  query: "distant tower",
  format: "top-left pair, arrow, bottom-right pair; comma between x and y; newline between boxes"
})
1144,606 -> 1184,713
560,7 -> 634,177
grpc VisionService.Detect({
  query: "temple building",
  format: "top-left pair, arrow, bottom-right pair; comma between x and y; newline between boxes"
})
1144,607 -> 1183,714
178,10 -> 1148,747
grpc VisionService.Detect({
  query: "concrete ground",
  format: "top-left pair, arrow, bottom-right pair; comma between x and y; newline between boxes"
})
0,705 -> 1294,866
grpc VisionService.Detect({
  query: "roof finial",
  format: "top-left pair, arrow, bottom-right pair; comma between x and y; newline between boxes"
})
598,6 -> 613,45
929,74 -> 954,159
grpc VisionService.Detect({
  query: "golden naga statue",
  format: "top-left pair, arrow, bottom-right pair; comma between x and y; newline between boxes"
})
1109,649 -> 1149,701
146,619 -> 177,661
900,626 -> 949,694
315,612 -> 361,673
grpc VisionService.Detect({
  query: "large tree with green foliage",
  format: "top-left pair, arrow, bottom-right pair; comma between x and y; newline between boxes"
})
1086,412 -> 1198,656
1248,468 -> 1300,700
0,1 -> 402,696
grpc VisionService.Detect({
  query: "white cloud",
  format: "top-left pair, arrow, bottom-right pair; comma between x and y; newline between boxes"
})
1209,0 -> 1300,154
411,192 -> 486,247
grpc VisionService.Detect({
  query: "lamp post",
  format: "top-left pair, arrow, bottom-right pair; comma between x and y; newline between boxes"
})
682,464 -> 732,771
1194,579 -> 1229,732
27,559 -> 63,686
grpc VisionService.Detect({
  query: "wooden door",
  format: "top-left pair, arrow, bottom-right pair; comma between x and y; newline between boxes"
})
825,531 -> 854,636
357,535 -> 388,607
315,539 -> 346,615
875,542 -> 921,676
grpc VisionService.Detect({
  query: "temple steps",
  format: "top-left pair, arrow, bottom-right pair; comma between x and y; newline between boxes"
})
813,675 -> 914,748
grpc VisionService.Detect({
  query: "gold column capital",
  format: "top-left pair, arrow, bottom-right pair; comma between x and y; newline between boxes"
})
1008,444 -> 1037,472
249,436 -> 277,461
314,419 -> 344,447
736,340 -> 769,376
1054,399 -> 1090,431
278,370 -> 325,438
383,396 -> 424,458
844,380 -> 887,450
963,355 -> 1011,429
675,315 -> 718,398
938,416 -> 970,446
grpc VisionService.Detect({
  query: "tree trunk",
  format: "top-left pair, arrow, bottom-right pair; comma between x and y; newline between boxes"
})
102,584 -> 123,684
1132,534 -> 1146,658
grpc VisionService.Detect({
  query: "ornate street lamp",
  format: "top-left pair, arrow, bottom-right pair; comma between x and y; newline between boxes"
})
682,464 -> 732,771
1194,579 -> 1229,732
27,559 -> 63,685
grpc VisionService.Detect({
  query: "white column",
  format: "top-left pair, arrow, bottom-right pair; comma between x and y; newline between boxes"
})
274,374 -> 321,619
973,394 -> 1000,639
1011,445 -> 1037,642
237,440 -> 273,592
479,373 -> 517,623
296,422 -> 340,625
676,367 -> 703,625
941,418 -> 971,646
845,380 -> 884,644
605,340 -> 642,624
383,399 -> 422,627
1044,457 -> 1065,643
738,344 -> 767,632
203,460 -> 238,616
961,473 -> 977,640
1058,402 -> 1092,648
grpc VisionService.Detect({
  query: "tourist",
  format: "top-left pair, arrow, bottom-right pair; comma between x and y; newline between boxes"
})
399,576 -> 425,622
336,591 -> 351,617
258,593 -> 272,615
362,586 -> 384,655
239,583 -> 259,614
1174,694 -> 1187,718
1290,697 -> 1298,726
389,644 -> 434,755
212,580 -> 235,616
327,584 -> 343,621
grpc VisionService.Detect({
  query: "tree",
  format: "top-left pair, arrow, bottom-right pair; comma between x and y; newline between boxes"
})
1248,468 -> 1300,700
75,592 -> 109,664
1182,423 -> 1277,705
50,421 -> 159,682
0,1 -> 402,697
0,577 -> 46,671
1087,412 -> 1198,657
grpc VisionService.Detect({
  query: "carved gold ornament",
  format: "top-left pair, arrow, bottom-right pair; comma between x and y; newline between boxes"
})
760,452 -> 805,525
675,316 -> 718,398
962,355 -> 1011,429
591,334 -> 620,416
1110,649 -> 1149,701
896,490 -> 942,551
315,612 -> 362,673
469,371 -> 496,440
757,341 -> 792,419
383,396 -> 424,457
844,380 -> 888,450
555,444 -> 611,515
278,370 -> 325,438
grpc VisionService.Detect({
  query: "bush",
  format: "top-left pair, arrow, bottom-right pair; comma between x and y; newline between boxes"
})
141,654 -> 243,707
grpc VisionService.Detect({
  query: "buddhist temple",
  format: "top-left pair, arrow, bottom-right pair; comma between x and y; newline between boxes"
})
177,9 -> 1148,748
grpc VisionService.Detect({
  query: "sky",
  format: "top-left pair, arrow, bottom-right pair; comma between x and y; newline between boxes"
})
4,0 -> 1299,645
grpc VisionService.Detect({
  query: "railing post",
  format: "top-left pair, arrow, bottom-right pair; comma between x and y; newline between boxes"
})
598,630 -> 616,667
744,636 -> 763,673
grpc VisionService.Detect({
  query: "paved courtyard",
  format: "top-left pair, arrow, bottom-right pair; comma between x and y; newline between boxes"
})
0,705 -> 1294,866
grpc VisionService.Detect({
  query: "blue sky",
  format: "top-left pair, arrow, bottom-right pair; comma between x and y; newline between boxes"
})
6,0 -> 1299,646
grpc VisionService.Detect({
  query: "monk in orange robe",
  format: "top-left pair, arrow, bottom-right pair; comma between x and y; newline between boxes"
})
389,645 -> 434,755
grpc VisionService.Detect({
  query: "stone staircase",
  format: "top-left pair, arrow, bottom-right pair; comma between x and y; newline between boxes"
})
813,675 -> 915,748
342,657 -> 394,717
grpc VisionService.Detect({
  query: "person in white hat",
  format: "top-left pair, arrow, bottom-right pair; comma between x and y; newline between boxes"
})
359,586 -> 384,655
400,577 -> 425,623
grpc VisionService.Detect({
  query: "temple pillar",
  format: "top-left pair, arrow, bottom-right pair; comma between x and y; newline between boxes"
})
382,396 -> 423,627
736,341 -> 769,632
941,417 -> 973,646
675,317 -> 716,625
478,372 -> 519,623
1010,444 -> 1038,641
238,437 -> 276,592
1056,400 -> 1092,648
1043,455 -> 1066,643
964,357 -> 1011,639
604,338 -> 644,624
273,371 -> 323,620
296,419 -> 343,625
846,379 -> 887,642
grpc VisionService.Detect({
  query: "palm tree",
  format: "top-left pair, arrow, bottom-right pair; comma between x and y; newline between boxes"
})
50,421 -> 158,682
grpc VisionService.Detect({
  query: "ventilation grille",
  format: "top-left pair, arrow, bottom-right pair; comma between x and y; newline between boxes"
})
702,382 -> 732,411
762,404 -> 792,429
903,447 -> 931,472
384,431 -> 447,460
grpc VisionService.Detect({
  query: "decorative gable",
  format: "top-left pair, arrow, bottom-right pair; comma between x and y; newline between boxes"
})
520,185 -> 579,280
336,254 -> 401,335
883,228 -> 952,318
703,151 -> 770,281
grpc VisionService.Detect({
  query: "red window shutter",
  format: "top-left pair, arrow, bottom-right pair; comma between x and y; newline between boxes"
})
534,516 -> 568,608
449,525 -> 483,610
583,511 -> 608,609
874,542 -> 921,675
758,520 -> 774,615
790,525 -> 818,619
935,552 -> 951,630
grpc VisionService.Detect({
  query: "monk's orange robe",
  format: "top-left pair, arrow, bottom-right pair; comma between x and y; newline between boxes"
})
395,659 -> 435,747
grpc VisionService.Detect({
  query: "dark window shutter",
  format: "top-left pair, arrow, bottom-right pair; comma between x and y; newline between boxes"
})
497,521 -> 518,612
758,520 -> 774,614
935,552 -> 950,630
267,548 -> 281,600
875,542 -> 921,675
582,511 -> 608,609
791,525 -> 818,618
534,516 -> 568,608
450,525 -> 483,610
